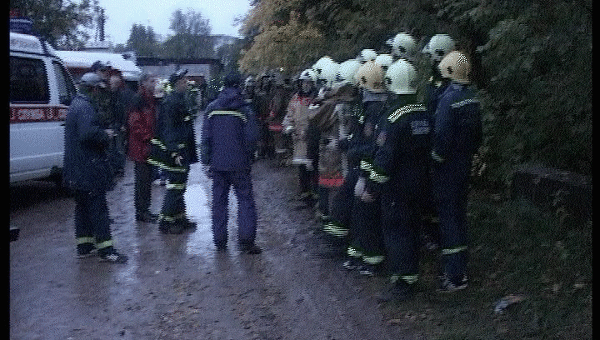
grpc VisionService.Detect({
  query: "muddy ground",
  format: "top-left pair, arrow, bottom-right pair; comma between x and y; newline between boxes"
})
10,121 -> 418,340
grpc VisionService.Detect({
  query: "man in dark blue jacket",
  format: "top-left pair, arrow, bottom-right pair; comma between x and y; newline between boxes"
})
341,61 -> 389,276
63,72 -> 127,263
201,72 -> 261,254
431,52 -> 482,293
420,34 -> 456,252
363,60 -> 433,301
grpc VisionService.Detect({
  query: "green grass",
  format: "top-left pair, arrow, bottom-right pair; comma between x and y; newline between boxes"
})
379,193 -> 592,340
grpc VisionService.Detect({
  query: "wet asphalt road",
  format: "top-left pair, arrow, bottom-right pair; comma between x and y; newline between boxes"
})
10,119 -> 416,340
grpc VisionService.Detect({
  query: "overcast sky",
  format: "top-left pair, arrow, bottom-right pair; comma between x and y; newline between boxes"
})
97,0 -> 252,45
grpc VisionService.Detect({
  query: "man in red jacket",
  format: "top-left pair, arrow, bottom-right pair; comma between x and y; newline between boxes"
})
128,73 -> 158,222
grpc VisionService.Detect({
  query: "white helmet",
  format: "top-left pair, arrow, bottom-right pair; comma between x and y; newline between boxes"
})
312,56 -> 335,77
438,51 -> 471,84
358,49 -> 378,63
335,59 -> 361,86
385,59 -> 418,94
318,61 -> 340,88
298,68 -> 317,83
355,60 -> 386,93
375,54 -> 394,70
422,34 -> 456,63
245,76 -> 255,87
389,32 -> 417,58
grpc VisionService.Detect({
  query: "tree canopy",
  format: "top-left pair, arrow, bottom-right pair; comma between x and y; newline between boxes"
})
10,0 -> 100,49
238,0 -> 592,187
122,8 -> 216,59
126,24 -> 159,57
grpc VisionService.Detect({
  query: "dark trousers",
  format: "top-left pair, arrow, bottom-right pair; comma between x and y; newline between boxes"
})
331,167 -> 359,228
421,169 -> 441,244
298,165 -> 316,194
134,161 -> 153,216
350,193 -> 385,263
318,185 -> 330,215
159,168 -> 189,225
433,162 -> 471,282
108,132 -> 126,175
381,190 -> 422,279
74,189 -> 112,250
258,121 -> 274,158
211,170 -> 258,245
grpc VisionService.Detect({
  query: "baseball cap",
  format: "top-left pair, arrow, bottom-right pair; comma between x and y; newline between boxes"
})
90,60 -> 110,72
80,73 -> 104,87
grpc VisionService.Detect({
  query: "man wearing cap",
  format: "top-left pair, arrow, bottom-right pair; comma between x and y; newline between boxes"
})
200,72 -> 261,254
148,69 -> 199,234
89,60 -> 122,181
63,73 -> 128,263
89,61 -> 111,111
90,60 -> 111,83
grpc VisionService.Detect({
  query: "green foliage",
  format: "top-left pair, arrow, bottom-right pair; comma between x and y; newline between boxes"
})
217,39 -> 246,75
379,195 -> 592,339
475,2 -> 592,187
466,197 -> 592,338
160,9 -> 215,59
240,0 -> 592,189
124,8 -> 216,59
11,0 -> 100,49
204,75 -> 225,104
126,24 -> 159,57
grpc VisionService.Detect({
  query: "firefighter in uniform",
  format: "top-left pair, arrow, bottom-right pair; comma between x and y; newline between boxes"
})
309,60 -> 341,222
266,73 -> 293,166
63,73 -> 127,263
431,51 -> 482,292
89,61 -> 121,182
307,57 -> 338,207
148,69 -> 199,234
282,69 -> 318,202
323,59 -> 363,240
255,72 -> 274,159
362,60 -> 433,301
201,72 -> 261,254
420,33 -> 457,250
342,60 -> 389,276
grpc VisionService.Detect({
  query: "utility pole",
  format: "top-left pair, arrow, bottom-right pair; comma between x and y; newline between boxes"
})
98,8 -> 106,42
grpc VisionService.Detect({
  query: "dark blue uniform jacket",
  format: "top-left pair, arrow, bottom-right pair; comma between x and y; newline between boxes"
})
201,87 -> 259,171
160,90 -> 199,166
63,93 -> 113,192
432,82 -> 482,168
367,102 -> 433,197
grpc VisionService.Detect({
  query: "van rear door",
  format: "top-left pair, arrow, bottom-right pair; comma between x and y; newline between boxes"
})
10,52 -> 76,183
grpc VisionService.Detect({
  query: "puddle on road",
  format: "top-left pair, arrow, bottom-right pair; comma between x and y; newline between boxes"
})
184,182 -> 213,256
183,167 -> 240,260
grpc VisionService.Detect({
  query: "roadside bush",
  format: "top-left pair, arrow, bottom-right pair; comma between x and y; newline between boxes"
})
240,0 -> 592,190
474,1 -> 592,188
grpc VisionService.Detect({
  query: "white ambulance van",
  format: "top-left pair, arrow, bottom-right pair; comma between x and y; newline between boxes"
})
10,21 -> 77,184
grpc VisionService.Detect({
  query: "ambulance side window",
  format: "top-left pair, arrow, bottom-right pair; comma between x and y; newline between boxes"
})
10,56 -> 49,104
52,61 -> 77,105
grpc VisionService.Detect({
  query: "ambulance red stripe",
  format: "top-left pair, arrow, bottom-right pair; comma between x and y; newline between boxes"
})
10,106 -> 68,123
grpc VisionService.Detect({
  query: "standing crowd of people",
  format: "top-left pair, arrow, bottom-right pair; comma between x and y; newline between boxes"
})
62,30 -> 482,302
63,63 -> 206,263
238,31 -> 482,302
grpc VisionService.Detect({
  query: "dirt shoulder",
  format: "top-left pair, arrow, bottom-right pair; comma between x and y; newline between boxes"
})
10,156 -> 416,340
